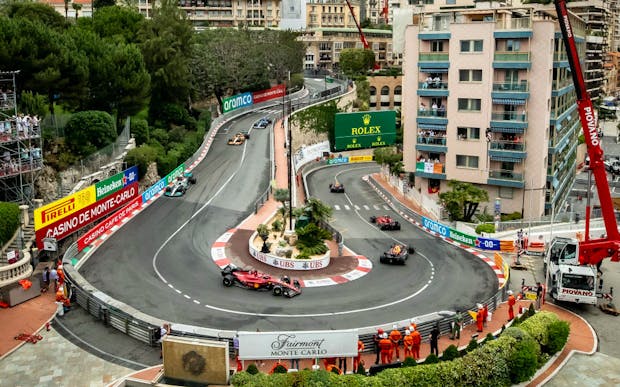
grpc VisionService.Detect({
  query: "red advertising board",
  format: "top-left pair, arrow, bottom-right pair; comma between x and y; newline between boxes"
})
76,196 -> 143,251
252,84 -> 285,104
36,182 -> 139,250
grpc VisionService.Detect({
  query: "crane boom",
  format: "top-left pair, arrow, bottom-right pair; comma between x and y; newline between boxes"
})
554,0 -> 620,264
345,0 -> 369,49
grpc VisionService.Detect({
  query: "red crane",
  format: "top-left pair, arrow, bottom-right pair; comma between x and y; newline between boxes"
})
554,0 -> 620,265
380,0 -> 389,24
344,0 -> 380,69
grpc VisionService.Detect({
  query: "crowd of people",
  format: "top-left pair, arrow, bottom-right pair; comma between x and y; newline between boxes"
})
417,129 -> 447,145
1,146 -> 43,177
421,76 -> 444,89
418,102 -> 447,117
0,88 -> 15,110
0,113 -> 40,142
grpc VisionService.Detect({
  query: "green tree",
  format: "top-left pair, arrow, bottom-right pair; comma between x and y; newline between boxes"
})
138,0 -> 193,123
94,0 -> 117,9
64,111 -> 116,157
19,91 -> 48,117
439,180 -> 490,222
1,2 -> 66,30
274,188 -> 290,230
72,3 -> 82,18
92,6 -> 144,44
64,0 -> 70,20
373,146 -> 403,174
339,48 -> 375,77
290,100 -> 341,145
125,144 -> 159,177
304,198 -> 333,225
354,77 -> 370,111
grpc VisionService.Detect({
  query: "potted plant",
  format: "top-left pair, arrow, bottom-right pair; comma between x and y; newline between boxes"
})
257,224 -> 270,253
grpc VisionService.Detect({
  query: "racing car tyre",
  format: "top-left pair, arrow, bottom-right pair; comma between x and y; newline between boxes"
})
189,176 -> 197,184
395,223 -> 401,230
408,247 -> 415,254
370,216 -> 377,223
272,286 -> 283,296
223,275 -> 234,287
283,290 -> 290,297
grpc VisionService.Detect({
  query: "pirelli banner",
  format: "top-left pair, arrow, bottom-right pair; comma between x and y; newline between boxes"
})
34,166 -> 139,249
333,110 -> 397,151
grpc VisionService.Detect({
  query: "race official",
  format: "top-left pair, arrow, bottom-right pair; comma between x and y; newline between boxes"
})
403,329 -> 414,359
389,325 -> 402,361
379,333 -> 393,364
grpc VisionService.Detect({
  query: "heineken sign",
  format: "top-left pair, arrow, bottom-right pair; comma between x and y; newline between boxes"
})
334,111 -> 396,151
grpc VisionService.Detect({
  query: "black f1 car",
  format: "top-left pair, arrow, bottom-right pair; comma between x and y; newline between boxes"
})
329,182 -> 345,193
380,243 -> 415,265
370,215 -> 401,230
220,265 -> 302,297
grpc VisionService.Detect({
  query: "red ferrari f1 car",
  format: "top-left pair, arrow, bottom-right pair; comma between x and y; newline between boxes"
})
370,215 -> 401,230
220,265 -> 302,298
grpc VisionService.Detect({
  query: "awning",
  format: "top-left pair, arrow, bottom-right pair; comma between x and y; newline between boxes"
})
490,127 -> 525,134
492,98 -> 527,105
420,68 -> 449,73
490,156 -> 524,163
418,123 -> 447,130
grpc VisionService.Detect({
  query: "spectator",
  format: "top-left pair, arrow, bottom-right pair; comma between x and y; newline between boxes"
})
430,325 -> 440,356
373,328 -> 382,364
50,266 -> 59,291
43,267 -> 51,291
158,322 -> 170,358
450,310 -> 462,340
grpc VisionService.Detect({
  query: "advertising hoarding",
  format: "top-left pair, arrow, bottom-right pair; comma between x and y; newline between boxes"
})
36,182 -> 139,249
253,85 -> 285,104
449,229 -> 476,247
34,166 -> 138,231
333,111 -> 397,151
222,92 -> 253,113
238,330 -> 358,360
166,164 -> 185,185
76,196 -> 143,251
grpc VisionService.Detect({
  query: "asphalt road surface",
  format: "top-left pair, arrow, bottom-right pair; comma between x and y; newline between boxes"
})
79,121 -> 498,332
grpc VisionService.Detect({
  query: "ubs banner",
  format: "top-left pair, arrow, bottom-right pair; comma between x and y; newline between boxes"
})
238,330 -> 358,360
333,110 -> 397,151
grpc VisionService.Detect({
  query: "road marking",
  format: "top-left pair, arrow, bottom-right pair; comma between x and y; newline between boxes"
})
373,205 -> 380,210
354,205 -> 360,210
383,205 -> 391,211
363,205 -> 370,210
334,204 -> 341,211
344,205 -> 350,210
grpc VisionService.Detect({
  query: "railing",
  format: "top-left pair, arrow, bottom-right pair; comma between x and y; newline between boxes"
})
0,254 -> 32,288
493,51 -> 531,62
490,141 -> 526,152
489,170 -> 524,181
417,136 -> 446,145
492,82 -> 528,92
491,112 -> 527,122
419,81 -> 448,90
415,161 -> 445,174
495,17 -> 531,30
418,52 -> 449,61
553,52 -> 568,61
418,109 -> 447,117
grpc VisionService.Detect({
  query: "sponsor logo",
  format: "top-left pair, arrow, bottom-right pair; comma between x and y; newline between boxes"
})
269,334 -> 328,357
77,196 -> 142,250
222,92 -> 253,113
561,288 -> 593,296
422,217 -> 449,237
142,179 -> 166,202
96,178 -> 123,199
253,85 -> 285,103
583,106 -> 599,147
40,198 -> 75,225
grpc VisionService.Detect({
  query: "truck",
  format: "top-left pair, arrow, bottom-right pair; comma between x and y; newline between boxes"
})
544,0 -> 620,305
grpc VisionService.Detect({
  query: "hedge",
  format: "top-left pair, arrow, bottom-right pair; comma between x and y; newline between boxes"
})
0,202 -> 20,247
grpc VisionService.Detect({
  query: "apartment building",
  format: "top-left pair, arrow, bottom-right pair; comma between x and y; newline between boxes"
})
137,0 -> 282,27
402,5 -> 585,220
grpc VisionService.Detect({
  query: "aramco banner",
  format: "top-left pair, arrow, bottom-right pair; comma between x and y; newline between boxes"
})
333,110 -> 397,151
34,166 -> 138,231
222,92 -> 253,114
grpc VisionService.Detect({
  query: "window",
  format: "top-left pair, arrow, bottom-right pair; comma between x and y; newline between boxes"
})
460,40 -> 483,52
381,86 -> 390,95
334,42 -> 343,50
369,87 -> 377,96
506,39 -> 520,52
498,186 -> 513,199
457,127 -> 480,140
431,41 -> 444,52
459,69 -> 482,82
394,86 -> 402,95
305,54 -> 314,61
458,98 -> 481,111
456,155 -> 479,168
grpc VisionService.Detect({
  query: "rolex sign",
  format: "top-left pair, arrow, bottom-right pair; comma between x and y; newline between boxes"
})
334,110 -> 397,151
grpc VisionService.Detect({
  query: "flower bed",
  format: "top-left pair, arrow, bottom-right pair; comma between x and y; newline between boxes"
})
248,230 -> 330,271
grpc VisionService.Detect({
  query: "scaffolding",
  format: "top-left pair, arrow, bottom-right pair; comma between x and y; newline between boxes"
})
0,70 -> 43,205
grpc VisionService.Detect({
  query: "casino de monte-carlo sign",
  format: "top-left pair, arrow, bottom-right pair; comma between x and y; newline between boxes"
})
333,110 -> 397,151
238,330 -> 358,360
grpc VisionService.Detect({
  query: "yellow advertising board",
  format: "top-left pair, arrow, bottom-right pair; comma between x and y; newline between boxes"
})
34,186 -> 96,231
349,155 -> 374,163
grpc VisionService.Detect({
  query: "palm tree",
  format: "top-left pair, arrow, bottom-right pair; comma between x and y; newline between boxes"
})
305,198 -> 332,225
273,188 -> 290,229
64,0 -> 70,20
72,3 -> 82,19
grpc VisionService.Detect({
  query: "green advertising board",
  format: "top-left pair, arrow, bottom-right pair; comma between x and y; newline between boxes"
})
449,229 -> 476,247
333,111 -> 396,151
95,171 -> 124,201
166,164 -> 185,184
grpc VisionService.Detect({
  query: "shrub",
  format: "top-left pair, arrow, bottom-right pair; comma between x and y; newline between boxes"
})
460,336 -> 513,387
501,211 -> 522,221
402,356 -> 417,367
356,362 -> 366,374
547,320 -> 570,355
519,311 -> 559,349
125,144 -> 159,178
271,219 -> 283,233
442,345 -> 460,361
156,152 -> 178,177
64,111 -> 116,157
508,337 -> 539,383
272,364 -> 287,374
0,202 -> 20,246
246,364 -> 259,375
424,353 -> 440,364
466,338 -> 479,353
284,250 -> 293,258
130,118 -> 149,145
475,223 -> 495,235
528,303 -> 536,317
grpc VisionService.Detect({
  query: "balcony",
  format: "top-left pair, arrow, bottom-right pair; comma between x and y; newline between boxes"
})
488,140 -> 527,160
490,112 -> 528,129
488,169 -> 525,188
418,81 -> 449,97
491,81 -> 529,100
493,52 -> 531,69
419,52 -> 449,61
417,108 -> 448,126
415,161 -> 446,179
494,17 -> 532,39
